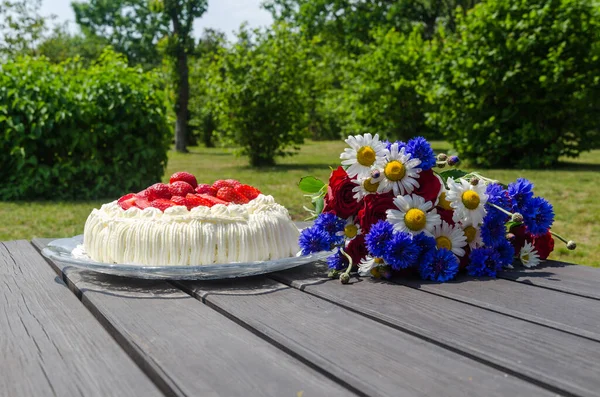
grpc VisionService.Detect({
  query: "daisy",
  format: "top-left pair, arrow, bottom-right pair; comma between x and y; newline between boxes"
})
436,181 -> 453,210
519,241 -> 541,268
358,256 -> 387,277
459,220 -> 483,249
337,216 -> 362,241
352,169 -> 384,200
432,221 -> 468,257
386,194 -> 441,237
376,142 -> 422,196
340,133 -> 386,178
446,178 -> 489,226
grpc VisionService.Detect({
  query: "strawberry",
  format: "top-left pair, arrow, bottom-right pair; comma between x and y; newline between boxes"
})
134,197 -> 151,209
146,183 -> 171,201
169,181 -> 195,197
225,179 -> 242,187
217,187 -> 249,204
185,193 -> 228,209
195,183 -> 217,196
170,171 -> 198,188
136,189 -> 150,199
170,195 -> 187,206
212,179 -> 238,190
234,184 -> 261,200
117,193 -> 137,210
150,199 -> 176,212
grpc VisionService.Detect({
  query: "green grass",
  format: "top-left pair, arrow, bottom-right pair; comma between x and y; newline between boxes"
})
1,140 -> 598,267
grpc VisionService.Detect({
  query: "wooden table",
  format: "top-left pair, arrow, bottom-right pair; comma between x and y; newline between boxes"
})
2,238 -> 600,397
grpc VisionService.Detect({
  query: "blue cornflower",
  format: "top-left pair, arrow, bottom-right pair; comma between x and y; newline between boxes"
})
365,220 -> 395,258
382,139 -> 392,150
327,248 -> 349,271
485,183 -> 512,222
480,212 -> 507,248
383,231 -> 419,270
419,248 -> 459,282
507,178 -> 534,213
523,196 -> 554,237
467,247 -> 502,277
495,238 -> 515,268
298,226 -> 331,255
406,136 -> 436,171
313,212 -> 345,246
413,232 -> 437,266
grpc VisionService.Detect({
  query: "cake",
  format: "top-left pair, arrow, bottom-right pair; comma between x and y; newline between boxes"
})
83,173 -> 300,266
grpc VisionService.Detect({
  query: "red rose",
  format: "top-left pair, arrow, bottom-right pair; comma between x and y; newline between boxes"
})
459,246 -> 471,271
437,208 -> 455,226
345,234 -> 368,270
357,192 -> 395,233
532,231 -> 554,260
322,167 -> 361,219
413,169 -> 442,204
510,224 -> 529,254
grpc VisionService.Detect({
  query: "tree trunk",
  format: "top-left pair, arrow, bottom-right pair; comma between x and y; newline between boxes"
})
175,48 -> 189,153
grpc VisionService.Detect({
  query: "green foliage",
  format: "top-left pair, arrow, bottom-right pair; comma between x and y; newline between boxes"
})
37,24 -> 108,64
210,24 -> 308,167
0,49 -> 170,200
336,27 -> 434,142
426,0 -> 600,168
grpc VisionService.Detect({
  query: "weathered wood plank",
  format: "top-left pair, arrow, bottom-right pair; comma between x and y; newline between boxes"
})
178,277 -> 558,397
397,276 -> 600,343
499,260 -> 600,300
272,261 -> 600,397
32,239 -> 354,397
0,240 -> 163,397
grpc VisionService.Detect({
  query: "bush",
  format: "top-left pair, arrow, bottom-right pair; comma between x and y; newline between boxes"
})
0,49 -> 170,200
425,0 -> 600,168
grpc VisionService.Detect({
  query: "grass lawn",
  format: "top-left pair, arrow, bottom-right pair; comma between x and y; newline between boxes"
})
1,140 -> 598,267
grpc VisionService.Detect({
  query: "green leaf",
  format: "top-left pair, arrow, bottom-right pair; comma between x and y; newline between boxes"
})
438,169 -> 468,182
313,195 -> 324,215
298,176 -> 326,194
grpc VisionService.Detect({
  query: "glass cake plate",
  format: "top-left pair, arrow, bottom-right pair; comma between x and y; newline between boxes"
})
41,235 -> 330,280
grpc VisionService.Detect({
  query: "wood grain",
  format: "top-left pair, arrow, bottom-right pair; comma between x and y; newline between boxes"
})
397,276 -> 600,342
272,261 -> 600,397
178,277 -> 557,397
0,240 -> 162,397
32,239 -> 354,397
499,260 -> 600,300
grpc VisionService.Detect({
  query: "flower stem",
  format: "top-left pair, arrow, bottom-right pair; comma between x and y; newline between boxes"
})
339,248 -> 353,284
487,202 -> 513,217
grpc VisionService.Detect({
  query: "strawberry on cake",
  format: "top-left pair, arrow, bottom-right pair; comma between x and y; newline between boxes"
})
83,172 -> 300,266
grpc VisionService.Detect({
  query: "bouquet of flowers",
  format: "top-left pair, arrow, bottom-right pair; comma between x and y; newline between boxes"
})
298,134 -> 576,284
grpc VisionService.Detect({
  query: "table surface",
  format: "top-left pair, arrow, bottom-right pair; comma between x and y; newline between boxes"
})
2,237 -> 600,397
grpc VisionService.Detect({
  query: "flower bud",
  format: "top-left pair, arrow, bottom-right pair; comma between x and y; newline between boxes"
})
511,213 -> 524,223
567,241 -> 577,250
447,156 -> 460,166
339,273 -> 350,284
437,153 -> 448,161
436,161 -> 447,169
328,270 -> 340,279
470,178 -> 480,186
505,233 -> 515,241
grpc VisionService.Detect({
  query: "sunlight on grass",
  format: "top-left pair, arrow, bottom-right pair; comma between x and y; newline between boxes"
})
1,140 -> 598,267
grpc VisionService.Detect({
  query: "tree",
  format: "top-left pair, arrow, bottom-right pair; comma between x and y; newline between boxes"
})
0,0 -> 52,56
211,24 -> 307,166
37,24 -> 108,64
72,0 -> 208,152
425,0 -> 600,168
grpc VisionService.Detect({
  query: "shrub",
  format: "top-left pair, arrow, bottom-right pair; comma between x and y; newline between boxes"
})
425,0 -> 600,168
0,49 -> 170,200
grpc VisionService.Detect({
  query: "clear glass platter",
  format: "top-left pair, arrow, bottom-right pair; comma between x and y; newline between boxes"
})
41,235 -> 330,280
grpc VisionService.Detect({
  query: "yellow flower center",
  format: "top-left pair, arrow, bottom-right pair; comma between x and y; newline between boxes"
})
362,177 -> 379,193
374,257 -> 385,264
438,192 -> 453,210
404,208 -> 427,231
461,190 -> 481,210
370,267 -> 381,278
463,226 -> 477,243
436,236 -> 453,251
384,160 -> 406,181
522,254 -> 530,262
344,224 -> 358,238
357,146 -> 376,166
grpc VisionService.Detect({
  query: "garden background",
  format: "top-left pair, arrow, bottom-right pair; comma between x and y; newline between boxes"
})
1,0 -> 598,266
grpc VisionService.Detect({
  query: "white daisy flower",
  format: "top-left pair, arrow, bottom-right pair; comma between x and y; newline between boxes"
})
446,178 -> 489,226
358,256 -> 386,277
386,194 -> 441,237
432,221 -> 468,257
376,143 -> 422,196
459,220 -> 483,249
340,133 -> 386,178
352,169 -> 384,200
436,180 -> 453,210
520,242 -> 541,268
337,216 -> 362,241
